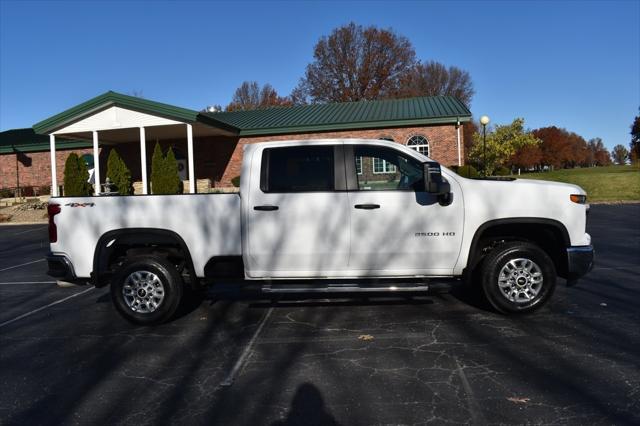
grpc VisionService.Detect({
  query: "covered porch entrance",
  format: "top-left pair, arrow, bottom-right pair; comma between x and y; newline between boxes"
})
32,91 -> 239,196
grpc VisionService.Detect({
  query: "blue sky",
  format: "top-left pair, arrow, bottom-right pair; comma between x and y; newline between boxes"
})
1,0 -> 638,150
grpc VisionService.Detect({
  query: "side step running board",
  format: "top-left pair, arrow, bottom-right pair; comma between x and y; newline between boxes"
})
261,283 -> 430,294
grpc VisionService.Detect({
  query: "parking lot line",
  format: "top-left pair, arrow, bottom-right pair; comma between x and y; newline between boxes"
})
0,281 -> 56,285
0,286 -> 94,329
220,307 -> 274,387
593,265 -> 640,271
455,358 -> 486,425
0,259 -> 45,272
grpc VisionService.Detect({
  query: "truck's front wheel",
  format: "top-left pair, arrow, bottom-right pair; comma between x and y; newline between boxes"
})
481,242 -> 556,314
111,256 -> 183,325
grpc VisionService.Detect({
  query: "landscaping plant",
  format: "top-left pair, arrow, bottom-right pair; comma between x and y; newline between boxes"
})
106,149 -> 132,195
63,152 -> 92,196
151,142 -> 182,194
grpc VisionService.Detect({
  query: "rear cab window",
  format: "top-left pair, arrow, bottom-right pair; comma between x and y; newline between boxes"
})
260,145 -> 341,192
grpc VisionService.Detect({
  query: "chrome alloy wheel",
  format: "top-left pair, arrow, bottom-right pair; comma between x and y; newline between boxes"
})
122,271 -> 165,313
497,258 -> 543,304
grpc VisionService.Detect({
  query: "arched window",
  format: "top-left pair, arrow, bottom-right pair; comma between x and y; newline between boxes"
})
407,135 -> 429,157
372,136 -> 397,173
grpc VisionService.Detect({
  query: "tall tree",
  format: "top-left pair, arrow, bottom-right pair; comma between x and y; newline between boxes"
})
566,132 -> 588,168
510,144 -> 543,170
226,81 -> 292,111
468,118 -> 541,175
533,126 -> 574,169
293,22 -> 417,103
612,144 -> 629,165
630,110 -> 640,164
587,138 -> 611,167
396,61 -> 475,106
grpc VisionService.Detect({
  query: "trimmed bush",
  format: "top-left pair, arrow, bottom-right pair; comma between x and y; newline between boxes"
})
106,149 -> 132,195
63,153 -> 92,196
456,165 -> 479,178
150,142 -> 182,194
494,166 -> 511,176
231,176 -> 241,187
164,148 -> 183,194
150,143 -> 164,194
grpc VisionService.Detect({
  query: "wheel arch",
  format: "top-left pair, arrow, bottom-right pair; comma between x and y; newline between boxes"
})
92,228 -> 197,288
466,218 -> 570,279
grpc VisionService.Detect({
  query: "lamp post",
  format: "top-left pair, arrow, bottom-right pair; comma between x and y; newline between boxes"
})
480,115 -> 490,176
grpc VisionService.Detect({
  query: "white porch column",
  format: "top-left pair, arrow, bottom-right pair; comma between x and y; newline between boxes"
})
92,131 -> 101,196
49,134 -> 58,197
456,120 -> 462,166
139,127 -> 148,195
186,123 -> 195,194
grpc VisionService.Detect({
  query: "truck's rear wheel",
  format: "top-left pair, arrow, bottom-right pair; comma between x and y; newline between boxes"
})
481,241 -> 556,314
111,255 -> 183,325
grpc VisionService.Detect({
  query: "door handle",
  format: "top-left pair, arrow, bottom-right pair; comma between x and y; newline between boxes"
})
254,205 -> 279,211
354,204 -> 380,210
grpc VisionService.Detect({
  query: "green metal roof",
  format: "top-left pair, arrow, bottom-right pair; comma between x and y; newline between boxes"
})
0,128 -> 91,154
203,96 -> 471,136
30,91 -> 471,138
32,91 -> 204,135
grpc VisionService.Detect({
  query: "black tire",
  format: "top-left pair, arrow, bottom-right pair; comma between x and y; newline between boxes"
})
481,241 -> 556,314
111,255 -> 183,325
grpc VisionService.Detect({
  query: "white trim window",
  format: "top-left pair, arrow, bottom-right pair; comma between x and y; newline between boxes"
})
373,157 -> 397,174
407,135 -> 429,157
355,156 -> 363,175
373,136 -> 397,174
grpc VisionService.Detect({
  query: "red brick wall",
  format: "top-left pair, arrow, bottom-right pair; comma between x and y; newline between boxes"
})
0,137 -> 237,190
1,124 -> 463,191
1,148 -> 95,191
219,124 -> 463,187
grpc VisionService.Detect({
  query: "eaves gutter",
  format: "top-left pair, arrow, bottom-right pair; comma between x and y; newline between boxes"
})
0,140 -> 93,154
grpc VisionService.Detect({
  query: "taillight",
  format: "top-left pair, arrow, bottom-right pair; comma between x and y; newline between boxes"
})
570,194 -> 587,204
48,203 -> 61,242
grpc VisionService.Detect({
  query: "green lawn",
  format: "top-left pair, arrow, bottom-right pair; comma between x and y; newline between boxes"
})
514,165 -> 640,202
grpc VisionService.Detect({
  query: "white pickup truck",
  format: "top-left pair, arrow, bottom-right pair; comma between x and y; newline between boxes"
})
47,139 -> 594,324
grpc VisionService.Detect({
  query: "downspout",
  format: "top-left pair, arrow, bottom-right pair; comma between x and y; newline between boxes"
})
14,146 -> 20,201
456,118 -> 462,166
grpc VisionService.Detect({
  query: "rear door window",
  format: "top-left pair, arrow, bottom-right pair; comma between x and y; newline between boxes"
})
261,146 -> 336,192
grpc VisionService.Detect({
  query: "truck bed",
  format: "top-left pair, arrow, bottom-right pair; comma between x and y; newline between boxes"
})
50,193 -> 242,278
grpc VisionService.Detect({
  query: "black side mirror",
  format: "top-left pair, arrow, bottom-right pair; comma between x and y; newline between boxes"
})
423,161 -> 453,206
423,161 -> 449,194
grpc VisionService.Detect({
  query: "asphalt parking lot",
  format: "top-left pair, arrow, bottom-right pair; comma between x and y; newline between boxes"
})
1,204 -> 639,425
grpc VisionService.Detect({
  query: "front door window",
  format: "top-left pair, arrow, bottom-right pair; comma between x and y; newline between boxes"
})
353,145 -> 423,191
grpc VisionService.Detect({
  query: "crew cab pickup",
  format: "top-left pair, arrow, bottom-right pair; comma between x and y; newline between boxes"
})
47,139 -> 594,324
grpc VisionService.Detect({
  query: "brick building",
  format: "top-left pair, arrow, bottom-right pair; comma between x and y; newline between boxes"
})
1,91 -> 471,195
